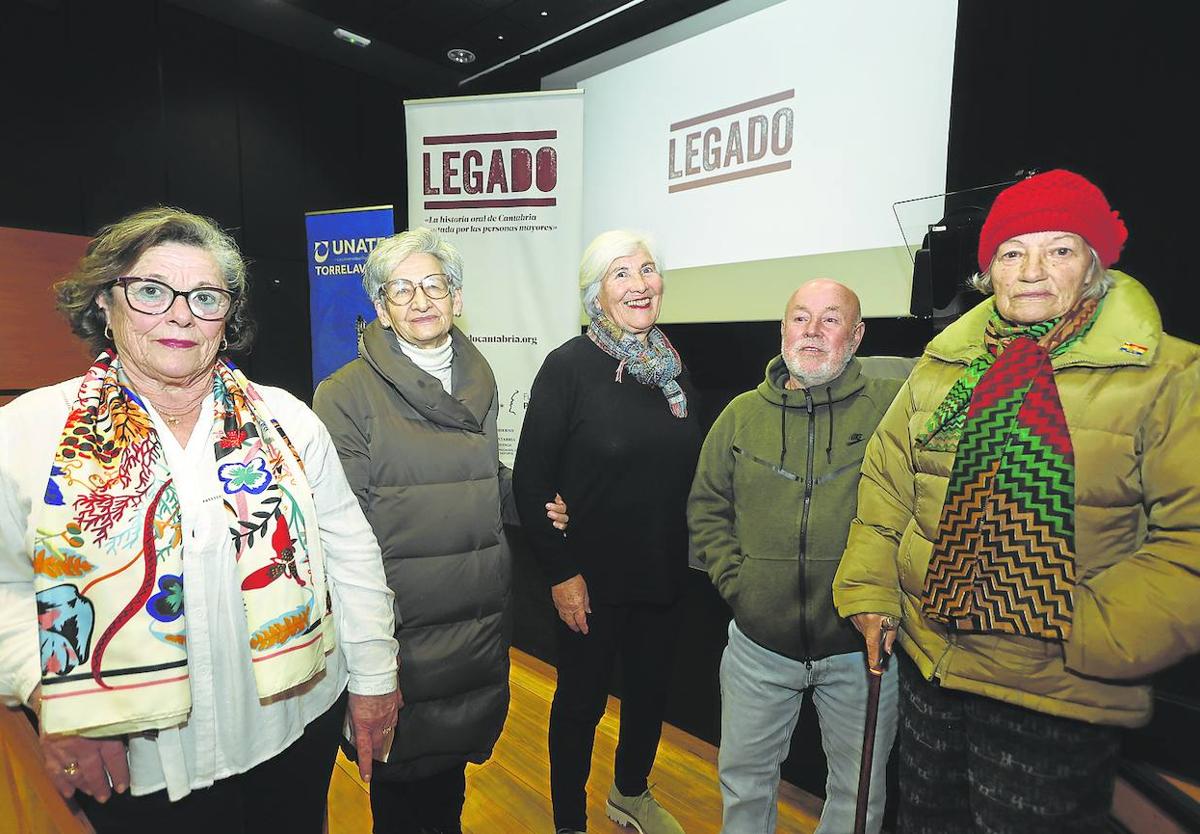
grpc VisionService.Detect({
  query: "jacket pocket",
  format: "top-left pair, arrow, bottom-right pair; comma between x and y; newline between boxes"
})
731,554 -> 801,654
897,519 -> 932,598
732,445 -> 801,483
956,630 -> 1062,680
731,445 -> 804,560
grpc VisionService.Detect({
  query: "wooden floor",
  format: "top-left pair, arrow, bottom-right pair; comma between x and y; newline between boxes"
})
328,648 -> 823,833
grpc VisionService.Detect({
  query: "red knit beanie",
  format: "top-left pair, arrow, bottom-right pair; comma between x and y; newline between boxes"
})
977,169 -> 1128,272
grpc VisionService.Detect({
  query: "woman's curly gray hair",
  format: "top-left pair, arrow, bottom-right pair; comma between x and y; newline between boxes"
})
54,206 -> 254,355
970,242 -> 1116,301
578,230 -> 663,318
361,227 -> 464,301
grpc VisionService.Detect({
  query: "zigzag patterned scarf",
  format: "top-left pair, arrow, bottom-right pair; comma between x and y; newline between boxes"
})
34,351 -> 333,736
587,316 -> 688,418
918,298 -> 1100,639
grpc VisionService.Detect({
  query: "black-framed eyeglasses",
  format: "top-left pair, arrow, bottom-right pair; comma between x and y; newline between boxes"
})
378,274 -> 452,306
109,276 -> 235,321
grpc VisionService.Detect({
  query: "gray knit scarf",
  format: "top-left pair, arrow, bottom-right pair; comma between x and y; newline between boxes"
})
586,315 -> 688,418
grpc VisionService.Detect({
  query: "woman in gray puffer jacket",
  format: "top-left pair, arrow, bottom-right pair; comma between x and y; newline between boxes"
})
314,227 -> 566,834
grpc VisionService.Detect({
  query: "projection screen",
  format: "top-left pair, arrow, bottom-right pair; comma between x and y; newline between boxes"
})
545,0 -> 959,321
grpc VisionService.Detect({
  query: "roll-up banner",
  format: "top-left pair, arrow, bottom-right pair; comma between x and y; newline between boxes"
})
405,90 -> 583,465
306,205 -> 395,388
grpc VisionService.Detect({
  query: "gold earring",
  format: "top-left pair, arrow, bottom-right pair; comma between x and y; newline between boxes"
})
220,336 -> 229,352
104,323 -> 113,341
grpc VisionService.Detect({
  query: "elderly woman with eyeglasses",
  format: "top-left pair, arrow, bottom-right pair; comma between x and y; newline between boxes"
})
314,226 -> 567,834
0,207 -> 400,833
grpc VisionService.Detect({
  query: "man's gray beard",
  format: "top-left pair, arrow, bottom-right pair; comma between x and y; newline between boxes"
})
783,342 -> 855,389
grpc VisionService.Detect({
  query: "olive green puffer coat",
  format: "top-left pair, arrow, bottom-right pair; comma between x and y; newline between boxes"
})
833,273 -> 1200,727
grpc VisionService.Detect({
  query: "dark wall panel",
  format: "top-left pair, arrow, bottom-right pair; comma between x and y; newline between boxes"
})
69,1 -> 169,231
237,36 -> 307,260
159,5 -> 243,231
946,3 -> 1192,344
0,3 -> 82,233
300,60 -> 369,212
359,76 -> 409,231
244,255 -> 312,396
0,0 -> 421,394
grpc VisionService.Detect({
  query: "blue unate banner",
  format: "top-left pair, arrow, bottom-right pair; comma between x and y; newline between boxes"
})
305,206 -> 394,388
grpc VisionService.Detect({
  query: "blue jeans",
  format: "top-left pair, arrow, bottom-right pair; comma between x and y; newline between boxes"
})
718,620 -> 898,834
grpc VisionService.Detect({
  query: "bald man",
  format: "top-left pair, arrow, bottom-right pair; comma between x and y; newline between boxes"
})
688,280 -> 903,834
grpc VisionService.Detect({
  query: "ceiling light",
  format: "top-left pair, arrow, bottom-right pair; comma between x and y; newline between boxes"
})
540,10 -> 548,15
447,48 -> 476,64
333,27 -> 371,47
461,0 -> 648,86
497,34 -> 505,40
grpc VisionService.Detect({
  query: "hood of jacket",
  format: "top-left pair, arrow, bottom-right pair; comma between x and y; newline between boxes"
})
757,354 -> 867,409
358,319 -> 496,434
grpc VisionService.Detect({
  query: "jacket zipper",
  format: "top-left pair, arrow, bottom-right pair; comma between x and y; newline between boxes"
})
798,389 -> 816,667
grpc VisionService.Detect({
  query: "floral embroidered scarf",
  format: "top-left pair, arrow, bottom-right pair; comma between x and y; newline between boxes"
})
918,299 -> 1100,640
586,316 -> 688,418
34,351 -> 333,736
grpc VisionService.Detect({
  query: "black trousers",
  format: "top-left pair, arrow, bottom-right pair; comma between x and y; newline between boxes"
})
76,691 -> 345,834
369,762 -> 467,834
549,600 -> 680,831
896,653 -> 1121,834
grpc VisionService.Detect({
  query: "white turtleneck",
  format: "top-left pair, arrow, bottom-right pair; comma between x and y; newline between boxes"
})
395,333 -> 454,393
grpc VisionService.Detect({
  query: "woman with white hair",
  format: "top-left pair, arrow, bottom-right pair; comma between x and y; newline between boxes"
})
314,227 -> 566,834
514,230 -> 705,834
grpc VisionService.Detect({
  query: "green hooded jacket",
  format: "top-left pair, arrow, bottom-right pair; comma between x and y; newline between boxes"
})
689,355 -> 906,660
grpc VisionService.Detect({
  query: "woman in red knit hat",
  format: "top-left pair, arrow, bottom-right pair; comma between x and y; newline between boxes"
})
833,169 -> 1200,831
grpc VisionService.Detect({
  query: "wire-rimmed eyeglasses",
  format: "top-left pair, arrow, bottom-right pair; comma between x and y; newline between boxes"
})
378,274 -> 452,306
109,277 -> 235,321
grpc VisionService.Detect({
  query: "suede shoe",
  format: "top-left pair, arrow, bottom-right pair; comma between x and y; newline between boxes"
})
605,785 -> 685,834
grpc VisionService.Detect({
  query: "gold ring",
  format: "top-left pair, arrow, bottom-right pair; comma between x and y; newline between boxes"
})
382,727 -> 393,735
62,761 -> 79,777
880,616 -> 899,632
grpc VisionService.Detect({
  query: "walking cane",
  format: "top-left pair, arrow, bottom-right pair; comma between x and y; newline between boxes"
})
853,618 -> 894,834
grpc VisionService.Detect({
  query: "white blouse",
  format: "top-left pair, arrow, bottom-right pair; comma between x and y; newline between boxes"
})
0,378 -> 399,800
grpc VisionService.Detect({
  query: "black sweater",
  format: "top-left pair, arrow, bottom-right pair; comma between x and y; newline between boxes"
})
513,335 -> 705,605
